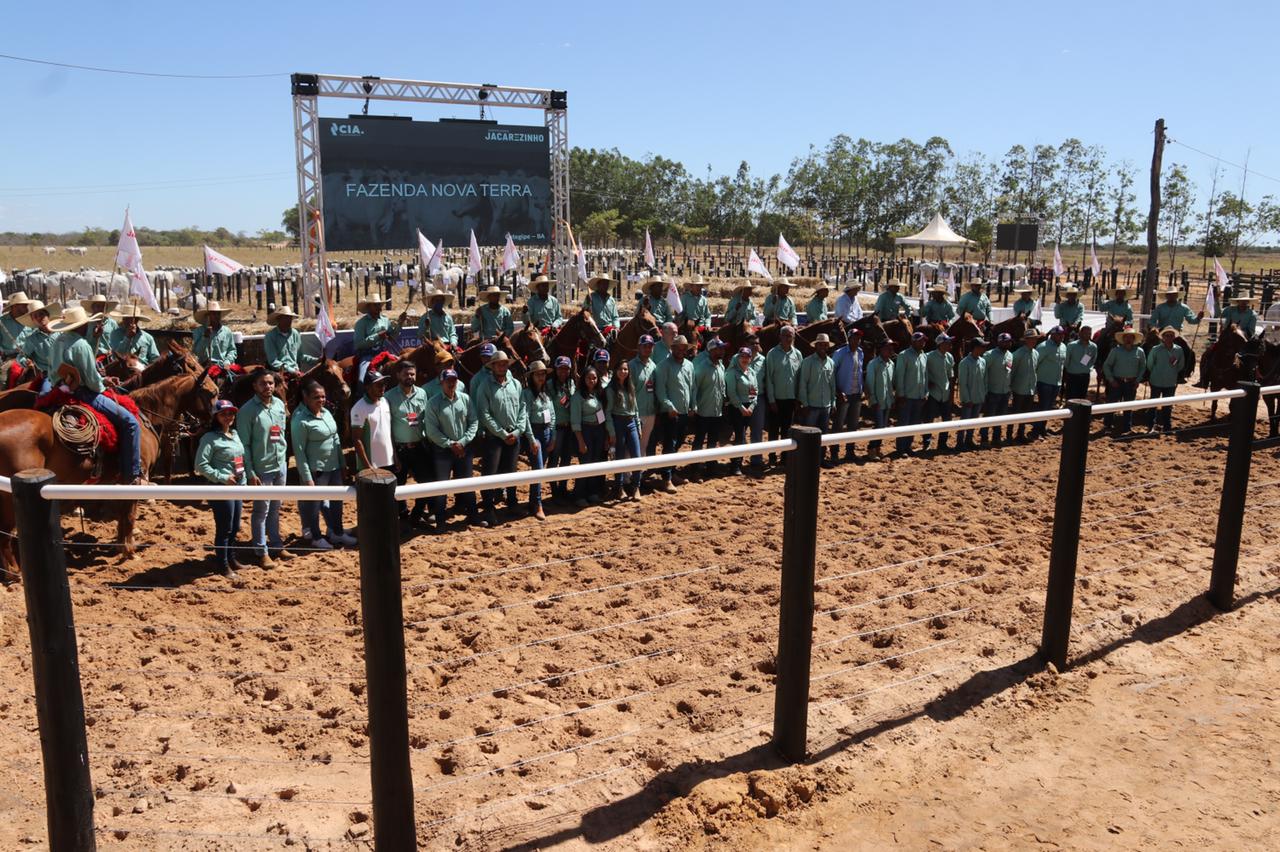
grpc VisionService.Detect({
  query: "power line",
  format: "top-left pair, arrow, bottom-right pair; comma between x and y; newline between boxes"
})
0,52 -> 285,80
1167,138 -> 1280,186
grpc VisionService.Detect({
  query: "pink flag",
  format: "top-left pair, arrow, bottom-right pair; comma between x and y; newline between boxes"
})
203,244 -> 245,277
1052,243 -> 1065,278
501,234 -> 520,274
777,233 -> 800,271
643,229 -> 656,269
117,209 -> 159,310
747,249 -> 773,281
468,229 -> 482,276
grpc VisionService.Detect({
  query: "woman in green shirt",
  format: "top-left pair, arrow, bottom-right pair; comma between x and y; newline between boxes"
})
521,361 -> 554,521
290,380 -> 356,549
547,356 -> 577,502
194,399 -> 246,576
570,366 -> 607,507
607,358 -> 642,500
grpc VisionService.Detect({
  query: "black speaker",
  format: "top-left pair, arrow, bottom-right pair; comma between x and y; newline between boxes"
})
995,223 -> 1018,251
996,222 -> 1039,252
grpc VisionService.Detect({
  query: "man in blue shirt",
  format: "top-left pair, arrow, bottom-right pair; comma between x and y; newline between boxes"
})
829,331 -> 865,464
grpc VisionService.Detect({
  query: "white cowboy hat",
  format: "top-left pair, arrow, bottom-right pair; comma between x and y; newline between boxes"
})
81,294 -> 119,313
1116,329 -> 1143,344
16,300 -> 60,327
1231,293 -> 1254,303
682,275 -> 706,292
587,273 -> 613,286
1110,287 -> 1130,297
110,305 -> 151,323
885,279 -> 902,288
193,301 -> 231,325
1160,286 -> 1182,296
4,291 -> 31,311
423,287 -> 455,306
48,305 -> 102,333
644,275 -> 667,294
267,305 -> 299,325
775,277 -> 793,289
1159,326 -> 1179,338
1059,285 -> 1080,295
813,284 -> 831,298
488,349 -> 514,365
812,333 -> 832,345
480,285 -> 505,297
357,295 -> 390,312
732,282 -> 754,296
843,280 -> 862,291
927,284 -> 947,294
1013,285 -> 1033,294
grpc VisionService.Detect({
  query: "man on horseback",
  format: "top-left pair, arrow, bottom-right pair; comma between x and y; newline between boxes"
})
1,291 -> 32,364
108,306 -> 159,366
955,279 -> 992,324
1099,286 -> 1134,326
1011,286 -> 1039,325
55,305 -> 144,485
472,285 -> 515,341
191,302 -> 238,371
679,275 -> 713,331
263,305 -> 315,379
418,288 -> 458,348
921,284 -> 955,325
353,295 -> 402,385
641,276 -> 676,327
1197,293 -> 1258,387
805,285 -> 831,324
874,280 -> 909,322
84,295 -> 119,356
724,283 -> 757,326
1053,285 -> 1085,332
1150,287 -> 1202,332
523,274 -> 563,332
18,300 -> 59,393
763,279 -> 799,326
834,281 -> 865,325
583,275 -> 620,338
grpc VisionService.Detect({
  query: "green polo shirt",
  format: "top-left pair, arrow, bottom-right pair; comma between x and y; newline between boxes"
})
925,349 -> 954,402
384,384 -> 431,444
629,356 -> 658,418
797,352 -> 835,409
867,356 -> 894,408
424,390 -> 478,448
62,335 -> 103,393
1146,343 -> 1186,387
894,348 -> 928,400
1035,340 -> 1067,386
984,348 -> 1013,394
264,326 -> 315,373
192,324 -> 238,367
290,407 -> 342,481
958,355 -> 987,404
956,291 -> 991,322
1103,346 -> 1146,381
763,346 -> 803,401
419,310 -> 458,346
108,327 -> 160,364
475,374 -> 532,440
525,293 -> 562,329
1010,346 -> 1039,396
654,356 -> 695,415
235,395 -> 288,477
692,355 -> 727,416
471,303 -> 514,339
195,430 -> 247,485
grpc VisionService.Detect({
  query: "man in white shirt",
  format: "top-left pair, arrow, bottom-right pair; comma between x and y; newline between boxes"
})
350,370 -> 395,472
834,281 -> 865,324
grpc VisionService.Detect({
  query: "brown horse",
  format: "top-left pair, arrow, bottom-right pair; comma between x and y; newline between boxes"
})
129,368 -> 221,483
1256,336 -> 1280,437
398,339 -> 455,384
544,310 -> 606,377
1203,327 -> 1250,420
110,343 -> 203,391
509,324 -> 549,366
611,304 -> 658,368
988,314 -> 1028,345
795,319 -> 848,356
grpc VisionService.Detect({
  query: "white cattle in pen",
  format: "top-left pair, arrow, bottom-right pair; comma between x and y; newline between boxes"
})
43,246 -> 57,256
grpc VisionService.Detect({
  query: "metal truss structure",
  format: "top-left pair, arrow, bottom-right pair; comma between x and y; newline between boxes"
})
291,73 -> 571,311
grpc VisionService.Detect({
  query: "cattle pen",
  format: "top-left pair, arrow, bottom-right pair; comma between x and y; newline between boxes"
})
1,383 -> 1279,849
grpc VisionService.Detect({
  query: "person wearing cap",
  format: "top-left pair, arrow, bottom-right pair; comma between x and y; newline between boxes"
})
874,280 -> 909,322
680,275 -> 712,329
865,341 -> 896,460
834,281 -> 864,324
829,330 -> 864,464
191,301 -> 238,370
1032,326 -> 1068,438
351,369 -> 394,474
981,333 -> 1015,445
235,370 -> 289,565
0,292 -> 32,362
805,285 -> 830,325
18,301 -> 59,393
1146,328 -> 1186,433
592,348 -> 613,389
262,306 -> 313,377
605,358 -> 643,499
763,279 -> 798,326
690,338 -> 727,477
956,280 -> 993,324
524,275 -> 563,332
1010,286 -> 1039,323
921,334 -> 955,452
630,335 -> 660,459
725,346 -> 760,474
1102,329 -> 1146,433
422,368 -> 482,530
641,276 -> 676,327
83,295 -> 119,357
653,321 -> 677,365
921,285 -> 955,325
1063,324 -> 1098,401
583,274 -> 620,333
195,399 -> 247,576
384,360 -> 433,526
475,350 -> 535,524
1221,294 -> 1258,338
892,332 -> 929,455
516,361 -> 553,518
1150,288 -> 1203,332
1009,329 -> 1041,442
763,325 -> 803,460
742,334 -> 768,473
956,338 -> 989,450
654,334 -> 695,490
1053,286 -> 1085,331
472,285 -> 515,341
419,288 -> 459,348
570,366 -> 608,506
56,305 -> 145,484
797,333 -> 835,435
724,283 -> 756,326
291,379 -> 356,548
1099,288 -> 1134,326
547,355 -> 577,502
108,306 -> 160,366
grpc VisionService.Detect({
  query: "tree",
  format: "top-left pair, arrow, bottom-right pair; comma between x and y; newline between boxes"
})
580,209 -> 623,243
967,216 -> 995,262
1212,191 -> 1280,271
282,204 -> 301,242
1159,164 -> 1194,271
941,153 -> 997,262
1107,163 -> 1142,267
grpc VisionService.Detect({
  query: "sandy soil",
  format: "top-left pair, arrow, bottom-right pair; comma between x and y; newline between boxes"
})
0,398 -> 1276,850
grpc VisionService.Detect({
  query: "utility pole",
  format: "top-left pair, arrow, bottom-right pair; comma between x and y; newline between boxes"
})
1142,118 -> 1166,326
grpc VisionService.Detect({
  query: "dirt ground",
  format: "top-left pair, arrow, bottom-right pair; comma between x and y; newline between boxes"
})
0,396 -> 1277,849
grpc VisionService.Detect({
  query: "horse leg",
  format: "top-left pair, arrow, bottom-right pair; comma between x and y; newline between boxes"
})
117,501 -> 138,559
1209,400 -> 1218,422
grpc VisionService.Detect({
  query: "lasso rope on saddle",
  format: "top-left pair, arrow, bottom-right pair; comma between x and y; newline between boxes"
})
52,405 -> 101,458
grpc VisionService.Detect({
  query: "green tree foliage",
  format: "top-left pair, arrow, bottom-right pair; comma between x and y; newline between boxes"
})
1160,164 -> 1194,270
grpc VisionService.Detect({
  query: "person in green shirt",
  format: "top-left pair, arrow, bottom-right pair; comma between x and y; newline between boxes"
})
631,335 -> 660,457
522,360 -> 554,518
583,275 -> 620,333
1032,326 -> 1068,438
654,335 -> 695,490
605,358 -> 643,499
547,355 -> 578,501
1221,294 -> 1259,338
235,370 -> 289,565
725,346 -> 760,474
423,368 -> 481,529
107,306 -> 160,367
763,325 -> 804,460
982,333 -> 1015,445
921,285 -> 956,325
893,332 -> 929,455
1150,287 -> 1203,332
690,338 -> 727,477
679,276 -> 713,329
18,300 -> 59,393
1010,286 -> 1039,324
797,333 -> 835,435
1053,286 -> 1085,330
195,399 -> 246,576
1099,287 -> 1134,326
723,282 -> 756,326
865,340 -> 896,460
523,275 -> 563,332
1146,327 -> 1186,434
570,365 -> 608,506
353,295 -> 404,385
83,295 -> 119,357
804,285 -> 830,325
474,350 -> 534,524
471,285 -> 515,341
762,279 -> 798,325
191,301 -> 239,370
0,291 -> 32,362
874,280 -> 910,322
641,277 -> 676,328
652,322 -> 676,365
260,306 -> 311,377
418,288 -> 458,348
1102,328 -> 1146,433
956,280 -> 992,323
291,380 -> 355,549
921,334 -> 955,452
385,360 -> 434,526
1063,324 -> 1098,401
956,337 -> 989,450
1009,329 -> 1041,442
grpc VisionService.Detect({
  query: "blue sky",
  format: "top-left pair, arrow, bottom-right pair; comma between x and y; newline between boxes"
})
3,0 -> 1278,233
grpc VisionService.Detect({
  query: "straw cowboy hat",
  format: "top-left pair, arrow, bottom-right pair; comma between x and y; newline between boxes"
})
1159,326 -> 1179,339
812,333 -> 832,346
193,301 -> 231,324
1160,286 -> 1183,297
529,273 -> 554,289
526,359 -> 548,374
4,291 -> 31,312
813,284 -> 831,298
732,282 -> 754,297
16,300 -> 59,327
356,295 -> 389,312
422,287 -> 455,307
774,277 -> 793,290
267,305 -> 299,325
479,285 -> 504,298
1116,329 -> 1143,344
885,279 -> 902,288
1110,286 -> 1130,297
587,272 -> 613,287
488,349 -> 514,365
49,305 -> 102,333
1059,285 -> 1080,296
1021,328 -> 1044,341
683,274 -> 707,292
1232,293 -> 1254,304
110,305 -> 151,323
843,280 -> 862,291
927,283 -> 947,294
1013,284 -> 1033,294
644,275 -> 667,296
82,294 -> 119,313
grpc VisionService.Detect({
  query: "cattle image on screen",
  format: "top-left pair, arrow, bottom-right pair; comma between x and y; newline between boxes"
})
318,116 -> 552,251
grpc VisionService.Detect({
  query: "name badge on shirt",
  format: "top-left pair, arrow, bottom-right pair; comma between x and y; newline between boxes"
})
1079,354 -> 1092,366
232,455 -> 245,476
268,424 -> 284,444
595,409 -> 606,424
559,395 -> 569,407
1169,354 -> 1178,366
645,378 -> 654,391
405,411 -> 419,425
544,410 -> 553,424
748,386 -> 757,397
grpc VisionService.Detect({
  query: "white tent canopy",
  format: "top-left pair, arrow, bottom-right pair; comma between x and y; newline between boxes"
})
895,213 -> 972,247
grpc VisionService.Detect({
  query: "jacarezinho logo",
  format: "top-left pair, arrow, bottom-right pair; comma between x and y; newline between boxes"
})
483,130 -> 545,143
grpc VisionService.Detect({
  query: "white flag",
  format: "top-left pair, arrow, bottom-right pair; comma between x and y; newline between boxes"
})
116,209 -> 159,310
501,234 -> 520,274
417,230 -> 437,274
944,266 -> 956,299
203,245 -> 244,277
575,241 -> 588,283
643,229 -> 656,269
1213,257 -> 1229,290
918,266 -> 928,304
747,249 -> 773,282
468,229 -> 482,276
777,233 -> 800,271
1031,299 -> 1043,322
430,237 -> 443,276
1090,242 -> 1101,279
1053,243 -> 1065,278
666,281 -> 682,315
315,300 -> 336,348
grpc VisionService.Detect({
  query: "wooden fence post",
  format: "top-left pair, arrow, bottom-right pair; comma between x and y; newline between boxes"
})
1209,382 -> 1261,610
12,469 -> 96,851
1040,400 -> 1092,669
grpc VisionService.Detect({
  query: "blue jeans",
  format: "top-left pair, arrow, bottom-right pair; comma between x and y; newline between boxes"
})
480,435 -> 520,511
982,391 -> 1009,442
577,422 -> 607,497
661,412 -> 689,482
528,423 -> 554,505
958,402 -> 982,447
1105,380 -> 1139,431
831,394 -> 862,460
551,425 -> 576,499
1033,381 -> 1060,437
431,445 -> 476,520
75,388 -> 141,479
1150,385 -> 1175,431
1064,371 -> 1090,401
870,405 -> 890,452
393,443 -> 431,519
801,405 -> 831,432
210,497 -> 242,569
300,468 -> 345,540
896,397 -> 926,454
1011,393 -> 1035,439
611,415 -> 641,489
250,469 -> 284,555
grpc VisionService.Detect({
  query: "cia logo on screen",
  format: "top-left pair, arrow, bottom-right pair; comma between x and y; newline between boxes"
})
331,123 -> 364,137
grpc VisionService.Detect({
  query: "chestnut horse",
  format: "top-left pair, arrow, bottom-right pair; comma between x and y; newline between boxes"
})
1202,327 -> 1250,420
611,304 -> 658,368
544,310 -> 606,377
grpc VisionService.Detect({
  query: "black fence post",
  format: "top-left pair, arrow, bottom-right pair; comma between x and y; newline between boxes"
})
1040,400 -> 1092,670
12,469 -> 96,851
1209,382 -> 1261,610
772,425 -> 822,763
354,469 -> 416,850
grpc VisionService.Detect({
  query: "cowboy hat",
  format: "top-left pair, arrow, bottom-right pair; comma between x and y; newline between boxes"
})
885,279 -> 902,288
1231,293 -> 1254,303
81,294 -> 119,313
49,305 -> 102,333
267,305 -> 299,325
110,305 -> 151,323
1013,285 -> 1033,294
1110,287 -> 1130,297
587,273 -> 613,286
526,359 -> 548,373
488,349 -> 514,365
529,273 -> 554,288
357,295 -> 390,312
16,300 -> 60,327
843,280 -> 862,291
644,276 -> 667,295
1116,329 -> 1143,344
479,285 -> 504,297
1059,285 -> 1079,295
812,333 -> 832,345
682,275 -> 706,292
1160,286 -> 1182,296
928,284 -> 947,294
1159,326 -> 1179,339
1021,328 -> 1043,341
813,284 -> 831,298
423,287 -> 455,306
732,282 -> 754,296
193,301 -> 231,325
4,291 -> 31,311
774,277 -> 793,289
